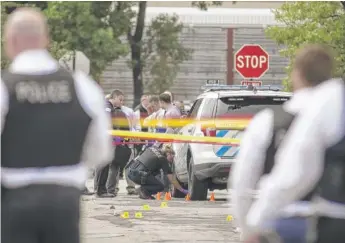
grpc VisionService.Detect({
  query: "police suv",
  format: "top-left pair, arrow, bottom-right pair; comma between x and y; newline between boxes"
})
172,82 -> 292,200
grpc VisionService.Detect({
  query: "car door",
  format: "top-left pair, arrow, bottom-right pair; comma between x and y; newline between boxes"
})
174,98 -> 203,179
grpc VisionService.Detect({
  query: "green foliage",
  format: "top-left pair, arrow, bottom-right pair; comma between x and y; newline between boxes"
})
266,2 -> 345,90
192,1 -> 223,10
142,14 -> 193,93
45,2 -> 130,81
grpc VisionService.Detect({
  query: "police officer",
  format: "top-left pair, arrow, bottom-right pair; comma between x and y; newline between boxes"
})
107,89 -> 138,195
93,94 -> 118,197
231,45 -> 335,242
126,144 -> 188,199
1,8 -> 113,243
246,77 -> 345,243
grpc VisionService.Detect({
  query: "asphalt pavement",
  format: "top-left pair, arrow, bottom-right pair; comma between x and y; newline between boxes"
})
82,179 -> 241,243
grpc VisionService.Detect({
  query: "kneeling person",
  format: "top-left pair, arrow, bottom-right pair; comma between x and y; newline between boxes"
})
126,144 -> 188,199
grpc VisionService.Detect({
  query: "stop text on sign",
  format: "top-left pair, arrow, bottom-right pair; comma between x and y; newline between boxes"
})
236,56 -> 267,69
235,44 -> 269,79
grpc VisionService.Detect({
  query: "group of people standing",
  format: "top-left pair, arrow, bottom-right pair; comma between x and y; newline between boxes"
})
90,89 -> 184,198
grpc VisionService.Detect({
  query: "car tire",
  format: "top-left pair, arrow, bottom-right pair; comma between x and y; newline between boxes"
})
188,157 -> 208,201
171,163 -> 187,198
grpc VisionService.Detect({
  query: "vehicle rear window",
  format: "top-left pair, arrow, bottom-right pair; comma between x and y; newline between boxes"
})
216,96 -> 291,117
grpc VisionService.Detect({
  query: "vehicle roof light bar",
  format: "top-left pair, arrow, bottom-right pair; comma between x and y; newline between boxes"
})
201,84 -> 284,92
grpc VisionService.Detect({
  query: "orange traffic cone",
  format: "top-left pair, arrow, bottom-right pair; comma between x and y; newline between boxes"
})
209,192 -> 215,202
164,192 -> 171,201
156,192 -> 161,200
185,194 -> 191,201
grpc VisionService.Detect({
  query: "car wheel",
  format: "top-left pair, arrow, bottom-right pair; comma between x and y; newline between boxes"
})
188,157 -> 208,201
171,163 -> 187,198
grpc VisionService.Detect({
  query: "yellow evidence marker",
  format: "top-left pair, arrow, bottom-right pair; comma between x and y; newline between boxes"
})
160,202 -> 168,208
135,212 -> 143,219
142,204 -> 151,211
226,215 -> 233,221
121,212 -> 129,219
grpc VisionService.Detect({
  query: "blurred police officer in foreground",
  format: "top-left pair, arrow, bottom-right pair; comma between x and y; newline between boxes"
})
1,8 -> 113,243
230,45 -> 335,242
126,144 -> 188,199
243,55 -> 345,242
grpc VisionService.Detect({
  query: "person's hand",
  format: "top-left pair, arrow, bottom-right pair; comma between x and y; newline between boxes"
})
180,189 -> 188,195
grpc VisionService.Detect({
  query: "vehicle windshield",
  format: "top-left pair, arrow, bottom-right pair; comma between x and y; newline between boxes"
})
216,96 -> 291,117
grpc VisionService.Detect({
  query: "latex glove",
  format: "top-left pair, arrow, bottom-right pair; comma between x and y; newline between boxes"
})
180,189 -> 188,195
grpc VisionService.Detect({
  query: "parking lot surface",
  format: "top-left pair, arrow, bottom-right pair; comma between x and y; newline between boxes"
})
82,179 -> 240,243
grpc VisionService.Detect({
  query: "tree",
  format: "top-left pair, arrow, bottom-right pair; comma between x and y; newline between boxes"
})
128,1 -> 223,106
45,1 -> 130,81
191,1 -> 223,10
125,1 -> 147,107
1,1 -> 71,69
142,14 -> 193,93
266,2 -> 345,90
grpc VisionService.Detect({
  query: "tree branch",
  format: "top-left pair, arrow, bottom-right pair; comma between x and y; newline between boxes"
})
341,1 -> 345,10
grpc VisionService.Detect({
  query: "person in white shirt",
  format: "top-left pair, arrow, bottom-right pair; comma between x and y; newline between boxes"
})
1,8 -> 113,243
144,95 -> 164,133
230,45 -> 337,242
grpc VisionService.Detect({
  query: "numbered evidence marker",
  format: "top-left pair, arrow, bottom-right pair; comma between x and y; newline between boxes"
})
135,212 -> 143,219
226,215 -> 233,222
142,204 -> 151,211
121,212 -> 129,219
160,202 -> 168,208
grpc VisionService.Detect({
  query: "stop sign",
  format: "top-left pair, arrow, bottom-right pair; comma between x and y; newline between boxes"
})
235,44 -> 269,79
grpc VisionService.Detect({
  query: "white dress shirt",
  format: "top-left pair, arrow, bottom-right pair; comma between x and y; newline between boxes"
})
1,49 -> 114,189
121,105 -> 140,131
144,108 -> 165,132
246,78 -> 345,231
230,88 -> 313,237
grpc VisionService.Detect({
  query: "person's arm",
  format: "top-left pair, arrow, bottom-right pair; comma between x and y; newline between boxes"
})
230,109 -> 274,238
161,158 -> 188,194
74,71 -> 114,168
0,79 -> 9,133
246,80 -> 344,231
143,112 -> 155,128
128,107 -> 140,131
134,109 -> 142,131
165,108 -> 181,133
166,173 -> 187,194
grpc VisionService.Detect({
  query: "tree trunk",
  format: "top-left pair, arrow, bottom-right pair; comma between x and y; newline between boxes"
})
129,1 -> 147,108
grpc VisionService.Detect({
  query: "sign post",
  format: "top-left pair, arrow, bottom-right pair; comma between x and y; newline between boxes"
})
59,51 -> 90,75
235,44 -> 269,79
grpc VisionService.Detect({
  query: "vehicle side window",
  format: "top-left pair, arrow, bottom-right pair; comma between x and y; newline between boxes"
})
188,99 -> 203,119
200,98 -> 217,119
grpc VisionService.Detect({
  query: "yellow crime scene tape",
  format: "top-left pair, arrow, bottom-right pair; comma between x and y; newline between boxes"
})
110,130 -> 241,146
112,117 -> 251,130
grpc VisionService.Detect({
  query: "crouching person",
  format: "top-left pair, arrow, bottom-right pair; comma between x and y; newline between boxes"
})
126,144 -> 188,199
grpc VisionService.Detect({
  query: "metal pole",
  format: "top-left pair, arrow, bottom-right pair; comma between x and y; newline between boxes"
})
72,50 -> 76,71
